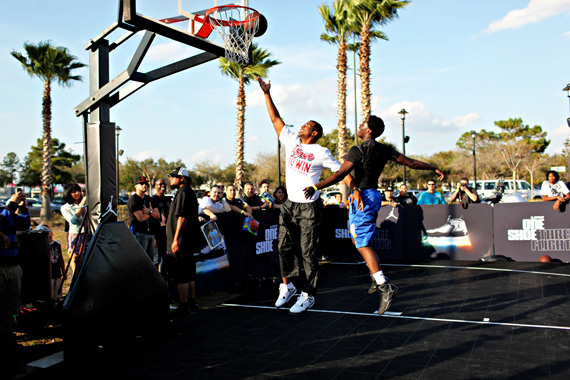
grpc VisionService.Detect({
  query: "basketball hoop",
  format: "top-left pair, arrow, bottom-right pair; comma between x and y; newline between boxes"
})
204,5 -> 260,65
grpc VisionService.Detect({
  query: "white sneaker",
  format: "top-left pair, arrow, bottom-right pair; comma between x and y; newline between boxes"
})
289,291 -> 315,315
275,283 -> 296,308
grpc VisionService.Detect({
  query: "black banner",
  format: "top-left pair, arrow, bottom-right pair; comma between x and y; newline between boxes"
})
494,202 -> 570,262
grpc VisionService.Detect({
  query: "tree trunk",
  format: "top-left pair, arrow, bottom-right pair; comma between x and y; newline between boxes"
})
359,23 -> 372,121
41,80 -> 52,222
234,75 -> 246,193
337,39 -> 348,163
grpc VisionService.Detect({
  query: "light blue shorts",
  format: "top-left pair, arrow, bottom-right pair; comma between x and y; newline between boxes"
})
348,189 -> 381,248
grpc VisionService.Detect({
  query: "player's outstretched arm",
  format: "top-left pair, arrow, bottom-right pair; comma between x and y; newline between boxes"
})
256,76 -> 285,137
303,160 -> 355,199
395,154 -> 444,180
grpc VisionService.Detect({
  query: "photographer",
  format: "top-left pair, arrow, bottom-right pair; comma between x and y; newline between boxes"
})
449,177 -> 480,208
393,184 -> 417,206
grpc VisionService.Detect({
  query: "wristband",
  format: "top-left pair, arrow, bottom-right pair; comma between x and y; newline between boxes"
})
353,188 -> 362,193
312,185 -> 318,191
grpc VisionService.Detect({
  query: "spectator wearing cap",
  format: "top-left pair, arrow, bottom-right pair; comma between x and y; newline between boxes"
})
166,166 -> 201,317
259,179 -> 270,194
381,186 -> 398,207
417,181 -> 446,205
127,175 -> 159,262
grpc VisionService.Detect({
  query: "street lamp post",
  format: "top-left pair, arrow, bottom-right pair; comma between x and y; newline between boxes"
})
398,109 -> 409,185
562,83 -> 570,175
471,131 -> 477,191
116,126 -> 122,201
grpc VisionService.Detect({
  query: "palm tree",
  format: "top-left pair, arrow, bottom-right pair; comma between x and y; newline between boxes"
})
219,43 -> 280,192
319,0 -> 359,162
352,0 -> 409,120
11,41 -> 85,222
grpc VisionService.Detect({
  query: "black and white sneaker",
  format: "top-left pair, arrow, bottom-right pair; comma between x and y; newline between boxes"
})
275,283 -> 296,308
289,292 -> 315,315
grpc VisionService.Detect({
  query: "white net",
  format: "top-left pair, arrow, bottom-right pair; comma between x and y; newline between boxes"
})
207,6 -> 259,65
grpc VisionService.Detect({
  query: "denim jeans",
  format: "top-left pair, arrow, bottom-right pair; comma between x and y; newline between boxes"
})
134,232 -> 155,262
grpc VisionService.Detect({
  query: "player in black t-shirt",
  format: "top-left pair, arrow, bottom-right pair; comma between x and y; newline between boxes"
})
304,115 -> 444,315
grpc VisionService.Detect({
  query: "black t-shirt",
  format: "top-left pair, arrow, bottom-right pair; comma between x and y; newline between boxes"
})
151,194 -> 171,231
166,184 -> 200,255
227,197 -> 246,210
127,193 -> 153,234
344,140 -> 400,190
242,194 -> 263,207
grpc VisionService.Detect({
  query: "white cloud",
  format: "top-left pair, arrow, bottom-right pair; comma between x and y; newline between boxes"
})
191,149 -> 225,165
565,31 -> 570,39
147,42 -> 193,62
131,150 -> 164,160
553,125 -> 569,135
248,134 -> 260,142
483,0 -> 570,34
436,113 -> 481,128
249,79 -> 336,121
0,112 -> 18,120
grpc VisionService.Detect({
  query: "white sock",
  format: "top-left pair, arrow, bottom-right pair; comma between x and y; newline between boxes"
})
372,271 -> 387,285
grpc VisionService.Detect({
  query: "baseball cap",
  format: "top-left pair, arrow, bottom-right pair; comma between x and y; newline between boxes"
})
35,224 -> 51,233
385,186 -> 393,192
168,166 -> 189,178
135,175 -> 149,185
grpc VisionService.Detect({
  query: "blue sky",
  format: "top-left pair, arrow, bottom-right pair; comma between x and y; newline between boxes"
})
1,0 -> 570,170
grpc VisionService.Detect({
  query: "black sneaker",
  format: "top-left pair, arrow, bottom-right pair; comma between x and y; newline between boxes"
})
171,302 -> 190,318
189,299 -> 200,312
368,275 -> 390,294
376,282 -> 398,315
368,274 -> 377,294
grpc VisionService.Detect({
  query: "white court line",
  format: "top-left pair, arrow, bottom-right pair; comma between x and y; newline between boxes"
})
329,261 -> 570,277
221,303 -> 570,331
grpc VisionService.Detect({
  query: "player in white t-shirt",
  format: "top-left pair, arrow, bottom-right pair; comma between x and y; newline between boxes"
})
257,76 -> 354,315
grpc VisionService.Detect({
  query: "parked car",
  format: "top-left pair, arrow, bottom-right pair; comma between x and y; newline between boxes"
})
470,179 -> 539,200
25,198 -> 62,217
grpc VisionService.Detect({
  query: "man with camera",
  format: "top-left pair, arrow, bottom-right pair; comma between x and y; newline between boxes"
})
0,191 -> 30,376
449,177 -> 480,208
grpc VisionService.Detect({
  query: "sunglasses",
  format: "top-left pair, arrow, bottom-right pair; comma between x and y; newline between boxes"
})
428,183 -> 435,186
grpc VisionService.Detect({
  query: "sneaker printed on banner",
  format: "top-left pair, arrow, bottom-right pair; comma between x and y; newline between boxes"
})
426,215 -> 468,237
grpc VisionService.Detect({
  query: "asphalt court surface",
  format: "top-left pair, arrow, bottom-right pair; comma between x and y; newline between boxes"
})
35,261 -> 570,379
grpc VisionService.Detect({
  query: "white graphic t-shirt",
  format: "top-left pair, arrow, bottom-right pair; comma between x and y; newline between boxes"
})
541,180 -> 569,197
280,126 -> 341,203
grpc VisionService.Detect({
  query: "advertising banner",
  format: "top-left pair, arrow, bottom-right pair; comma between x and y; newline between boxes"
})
405,203 -> 494,261
494,202 -> 570,262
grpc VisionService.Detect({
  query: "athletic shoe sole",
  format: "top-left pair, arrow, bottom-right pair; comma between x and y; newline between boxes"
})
289,298 -> 315,315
